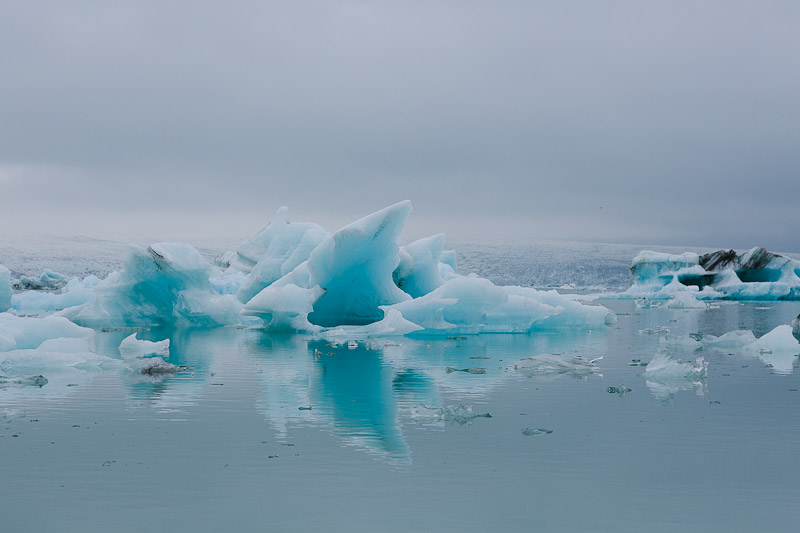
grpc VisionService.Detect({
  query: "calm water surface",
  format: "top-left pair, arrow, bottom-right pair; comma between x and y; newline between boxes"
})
1,301 -> 799,532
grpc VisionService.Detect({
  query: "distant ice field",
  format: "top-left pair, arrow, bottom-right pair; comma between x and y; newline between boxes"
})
3,235 -> 797,291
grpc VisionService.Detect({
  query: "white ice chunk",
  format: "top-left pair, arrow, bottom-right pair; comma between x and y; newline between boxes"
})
748,325 -> 800,354
513,353 -> 602,378
645,352 -> 708,380
118,333 -> 170,357
666,292 -> 707,309
0,312 -> 95,352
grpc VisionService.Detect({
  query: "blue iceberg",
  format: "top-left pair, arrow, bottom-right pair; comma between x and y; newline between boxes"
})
615,247 -> 800,301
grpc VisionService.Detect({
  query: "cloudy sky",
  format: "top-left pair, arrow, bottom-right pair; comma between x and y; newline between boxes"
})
1,1 -> 797,249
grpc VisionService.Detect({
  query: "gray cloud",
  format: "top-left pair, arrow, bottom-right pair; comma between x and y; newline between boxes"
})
1,1 -> 798,250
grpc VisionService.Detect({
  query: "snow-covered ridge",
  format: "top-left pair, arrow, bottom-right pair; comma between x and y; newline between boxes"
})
617,247 -> 800,300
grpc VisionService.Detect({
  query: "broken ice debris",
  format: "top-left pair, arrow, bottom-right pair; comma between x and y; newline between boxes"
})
513,354 -> 602,378
607,385 -> 632,395
409,404 -> 492,425
445,367 -> 487,374
135,357 -> 190,376
0,374 -> 48,388
521,427 -> 553,436
645,353 -> 708,381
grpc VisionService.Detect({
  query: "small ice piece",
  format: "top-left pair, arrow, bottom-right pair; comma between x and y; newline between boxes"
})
639,326 -> 670,336
0,374 -> 48,388
409,404 -> 492,425
445,367 -> 487,374
635,298 -> 664,309
13,268 -> 69,291
607,385 -> 632,395
118,333 -> 170,357
702,330 -> 758,349
645,352 -> 708,380
521,427 -> 553,436
0,408 -> 25,423
347,340 -> 358,350
0,265 -> 11,312
134,357 -> 189,376
666,292 -> 707,309
513,354 -> 602,378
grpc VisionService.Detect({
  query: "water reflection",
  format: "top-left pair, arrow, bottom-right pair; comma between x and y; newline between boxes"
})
6,301 -> 797,465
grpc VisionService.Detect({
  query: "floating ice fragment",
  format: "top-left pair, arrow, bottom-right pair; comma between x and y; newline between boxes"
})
409,404 -> 492,425
639,326 -> 670,336
521,427 -> 553,436
513,354 -> 602,378
445,367 -> 486,374
607,385 -> 632,395
666,292 -> 707,309
0,374 -> 48,388
118,333 -> 170,357
134,357 -> 190,376
0,408 -> 25,423
645,353 -> 708,380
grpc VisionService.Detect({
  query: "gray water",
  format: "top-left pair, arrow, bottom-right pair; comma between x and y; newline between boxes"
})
1,300 -> 799,532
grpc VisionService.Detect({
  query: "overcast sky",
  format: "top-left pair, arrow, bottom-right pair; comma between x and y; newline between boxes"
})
1,1 -> 798,250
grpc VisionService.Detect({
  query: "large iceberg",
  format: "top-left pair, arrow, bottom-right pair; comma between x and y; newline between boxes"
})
59,243 -> 246,328
243,201 -> 615,334
616,247 -> 800,300
5,200 -> 614,336
243,201 -> 415,329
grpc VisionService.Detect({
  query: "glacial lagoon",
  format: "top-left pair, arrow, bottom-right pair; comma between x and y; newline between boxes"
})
2,299 -> 799,532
